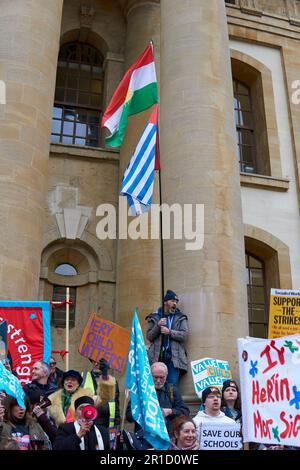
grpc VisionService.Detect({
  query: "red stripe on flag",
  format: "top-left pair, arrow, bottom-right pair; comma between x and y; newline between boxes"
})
149,104 -> 160,171
102,44 -> 154,127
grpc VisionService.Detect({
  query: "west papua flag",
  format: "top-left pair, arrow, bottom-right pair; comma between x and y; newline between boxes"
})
120,104 -> 160,215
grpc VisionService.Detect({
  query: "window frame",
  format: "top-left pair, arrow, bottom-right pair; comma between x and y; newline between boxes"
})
51,42 -> 103,148
246,252 -> 268,338
52,285 -> 77,329
233,78 -> 257,174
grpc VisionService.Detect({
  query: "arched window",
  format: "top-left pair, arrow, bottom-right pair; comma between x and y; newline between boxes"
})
233,79 -> 256,173
51,43 -> 103,147
55,263 -> 78,276
245,253 -> 268,338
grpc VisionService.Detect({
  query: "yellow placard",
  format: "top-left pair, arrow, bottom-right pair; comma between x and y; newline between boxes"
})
268,289 -> 300,338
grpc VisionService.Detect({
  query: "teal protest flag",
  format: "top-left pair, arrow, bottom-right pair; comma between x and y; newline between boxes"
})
0,320 -> 7,362
125,308 -> 170,450
0,361 -> 25,408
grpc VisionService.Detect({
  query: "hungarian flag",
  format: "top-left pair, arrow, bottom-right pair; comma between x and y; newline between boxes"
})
101,43 -> 159,148
120,104 -> 160,215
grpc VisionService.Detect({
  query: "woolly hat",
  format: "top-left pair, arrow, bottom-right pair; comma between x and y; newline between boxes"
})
74,395 -> 94,410
222,380 -> 239,395
164,290 -> 179,302
62,369 -> 83,386
202,386 -> 221,404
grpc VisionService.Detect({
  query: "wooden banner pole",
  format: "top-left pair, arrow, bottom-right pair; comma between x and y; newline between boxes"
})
65,287 -> 70,371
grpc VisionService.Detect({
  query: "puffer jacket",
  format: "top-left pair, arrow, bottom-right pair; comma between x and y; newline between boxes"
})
146,308 -> 189,372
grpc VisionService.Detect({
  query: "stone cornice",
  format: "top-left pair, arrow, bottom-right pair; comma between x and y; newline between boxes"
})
50,143 -> 120,162
240,173 -> 290,191
226,3 -> 300,41
226,0 -> 300,20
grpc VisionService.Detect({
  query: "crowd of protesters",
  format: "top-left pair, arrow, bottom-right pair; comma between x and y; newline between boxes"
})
0,289 -> 294,451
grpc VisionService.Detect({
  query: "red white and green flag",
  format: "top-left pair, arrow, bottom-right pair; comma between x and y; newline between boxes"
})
101,43 -> 159,148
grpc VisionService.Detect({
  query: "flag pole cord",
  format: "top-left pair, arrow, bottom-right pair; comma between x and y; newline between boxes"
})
158,169 -> 165,308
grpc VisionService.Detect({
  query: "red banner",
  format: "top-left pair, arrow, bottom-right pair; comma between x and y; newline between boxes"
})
0,301 -> 51,386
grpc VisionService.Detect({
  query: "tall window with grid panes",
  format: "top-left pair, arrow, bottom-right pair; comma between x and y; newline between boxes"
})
51,43 -> 103,147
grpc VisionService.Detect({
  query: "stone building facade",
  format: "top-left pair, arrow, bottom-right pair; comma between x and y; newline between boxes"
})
1,0 -> 300,403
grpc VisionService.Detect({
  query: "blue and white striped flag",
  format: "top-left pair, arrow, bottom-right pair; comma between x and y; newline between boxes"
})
125,308 -> 170,450
120,104 -> 159,215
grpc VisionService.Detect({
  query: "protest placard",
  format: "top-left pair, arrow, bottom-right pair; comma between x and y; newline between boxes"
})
199,423 -> 242,450
79,313 -> 130,373
238,333 -> 300,446
191,357 -> 232,398
269,289 -> 300,339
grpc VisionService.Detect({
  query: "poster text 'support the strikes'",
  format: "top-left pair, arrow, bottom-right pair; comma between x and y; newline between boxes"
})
238,333 -> 300,446
269,289 -> 300,339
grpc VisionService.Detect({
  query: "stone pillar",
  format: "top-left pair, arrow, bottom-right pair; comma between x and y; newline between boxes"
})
160,0 -> 248,399
116,0 -> 161,330
0,0 -> 63,299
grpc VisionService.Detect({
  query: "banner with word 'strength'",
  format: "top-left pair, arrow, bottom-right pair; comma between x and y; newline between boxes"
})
0,301 -> 51,386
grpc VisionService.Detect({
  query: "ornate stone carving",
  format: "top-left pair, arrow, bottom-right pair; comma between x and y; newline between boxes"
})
48,185 -> 92,240
286,0 -> 300,26
240,0 -> 263,16
79,4 -> 96,29
231,0 -> 300,21
78,3 -> 96,42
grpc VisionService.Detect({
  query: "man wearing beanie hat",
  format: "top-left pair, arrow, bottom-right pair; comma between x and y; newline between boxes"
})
53,395 -> 109,450
193,387 -> 235,440
221,380 -> 242,423
146,289 -> 189,386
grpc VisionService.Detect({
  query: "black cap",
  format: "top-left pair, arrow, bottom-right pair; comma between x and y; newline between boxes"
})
222,380 -> 239,394
62,369 -> 83,386
164,290 -> 179,302
202,387 -> 221,404
74,396 -> 94,410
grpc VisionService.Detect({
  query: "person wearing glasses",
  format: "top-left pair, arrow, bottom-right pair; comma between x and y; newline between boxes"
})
48,357 -> 63,388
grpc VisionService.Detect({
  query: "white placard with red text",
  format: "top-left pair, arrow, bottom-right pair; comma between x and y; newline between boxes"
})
238,334 -> 300,446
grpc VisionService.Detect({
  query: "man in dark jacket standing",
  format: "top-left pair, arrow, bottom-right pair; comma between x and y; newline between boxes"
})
126,362 -> 189,436
53,396 -> 110,450
146,290 -> 188,386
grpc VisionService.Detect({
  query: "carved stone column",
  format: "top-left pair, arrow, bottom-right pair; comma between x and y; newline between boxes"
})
115,0 -> 161,330
0,0 -> 63,299
160,0 -> 248,399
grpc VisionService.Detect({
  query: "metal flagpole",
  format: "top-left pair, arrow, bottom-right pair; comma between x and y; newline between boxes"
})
65,287 -> 70,371
158,169 -> 164,309
151,39 -> 164,309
